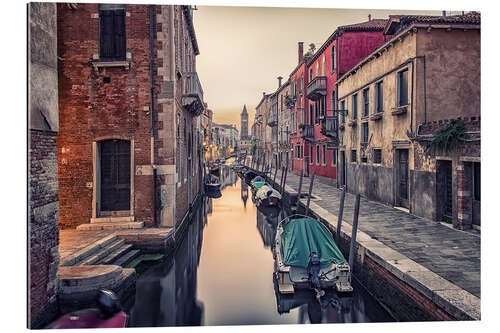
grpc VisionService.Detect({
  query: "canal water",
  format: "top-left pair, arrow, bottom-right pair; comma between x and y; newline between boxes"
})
127,166 -> 394,327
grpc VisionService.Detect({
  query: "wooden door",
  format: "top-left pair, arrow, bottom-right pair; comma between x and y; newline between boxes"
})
100,139 -> 131,212
397,149 -> 409,208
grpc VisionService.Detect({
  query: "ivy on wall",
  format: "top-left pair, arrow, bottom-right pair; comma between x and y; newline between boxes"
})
425,119 -> 470,154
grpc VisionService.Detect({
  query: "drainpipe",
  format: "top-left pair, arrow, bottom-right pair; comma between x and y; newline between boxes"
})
410,58 -> 414,134
170,5 -> 177,233
149,5 -> 157,226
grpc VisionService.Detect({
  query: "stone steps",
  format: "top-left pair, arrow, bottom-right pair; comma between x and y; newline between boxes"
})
113,249 -> 141,267
90,216 -> 135,224
79,239 -> 126,265
60,234 -> 119,266
100,243 -> 134,265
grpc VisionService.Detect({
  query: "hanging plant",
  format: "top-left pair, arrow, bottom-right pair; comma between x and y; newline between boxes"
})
284,95 -> 295,108
425,119 -> 470,154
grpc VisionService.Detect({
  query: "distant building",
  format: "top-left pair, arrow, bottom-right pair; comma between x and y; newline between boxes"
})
213,123 -> 239,158
239,105 -> 252,154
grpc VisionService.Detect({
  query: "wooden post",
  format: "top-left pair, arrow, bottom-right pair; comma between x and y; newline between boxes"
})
348,194 -> 361,272
296,167 -> 304,204
336,185 -> 346,244
262,155 -> 266,173
279,167 -> 285,191
273,158 -> 278,184
305,173 -> 315,216
281,165 -> 288,196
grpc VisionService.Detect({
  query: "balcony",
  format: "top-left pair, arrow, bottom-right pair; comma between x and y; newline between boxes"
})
267,109 -> 277,127
182,72 -> 204,116
320,116 -> 338,140
300,124 -> 314,141
306,76 -> 327,100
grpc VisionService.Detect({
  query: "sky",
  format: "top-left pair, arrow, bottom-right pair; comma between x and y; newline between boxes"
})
193,4 -> 446,131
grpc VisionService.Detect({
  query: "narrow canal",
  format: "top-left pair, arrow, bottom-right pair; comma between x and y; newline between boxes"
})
127,166 -> 395,326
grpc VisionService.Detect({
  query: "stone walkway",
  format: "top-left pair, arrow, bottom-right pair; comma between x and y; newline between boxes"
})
271,167 -> 481,298
59,229 -> 116,263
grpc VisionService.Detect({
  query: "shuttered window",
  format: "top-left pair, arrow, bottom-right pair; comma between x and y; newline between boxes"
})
99,6 -> 126,61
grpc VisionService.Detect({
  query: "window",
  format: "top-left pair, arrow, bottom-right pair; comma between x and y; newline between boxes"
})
321,55 -> 325,76
322,145 -> 326,165
331,90 -> 336,113
309,69 -> 313,81
361,122 -> 369,144
375,81 -> 383,113
316,62 -> 319,76
352,94 -> 358,120
99,4 -> 126,61
373,149 -> 382,164
351,150 -> 357,163
331,45 -> 335,72
310,145 -> 314,164
321,96 -> 326,118
309,104 -> 314,124
340,100 -> 345,123
473,162 -> 480,201
315,101 -> 319,124
363,88 -> 369,117
331,149 -> 337,166
398,68 -> 409,107
316,145 -> 320,165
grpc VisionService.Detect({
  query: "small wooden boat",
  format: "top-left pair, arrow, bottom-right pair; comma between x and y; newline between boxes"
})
274,215 -> 353,298
244,169 -> 259,185
46,290 -> 127,329
255,184 -> 281,208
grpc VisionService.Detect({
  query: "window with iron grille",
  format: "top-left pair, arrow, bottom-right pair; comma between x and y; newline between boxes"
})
363,88 -> 369,117
310,145 -> 314,164
322,145 -> 326,165
373,148 -> 382,164
398,68 -> 408,107
361,122 -> 369,144
375,81 -> 383,113
351,149 -> 357,163
99,4 -> 126,61
352,94 -> 358,120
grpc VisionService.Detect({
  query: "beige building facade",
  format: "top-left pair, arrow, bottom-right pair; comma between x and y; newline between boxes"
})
337,13 -> 480,229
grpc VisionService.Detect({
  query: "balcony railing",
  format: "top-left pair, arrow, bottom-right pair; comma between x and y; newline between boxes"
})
301,124 -> 314,140
267,109 -> 277,127
306,76 -> 327,100
320,116 -> 338,140
182,72 -> 204,116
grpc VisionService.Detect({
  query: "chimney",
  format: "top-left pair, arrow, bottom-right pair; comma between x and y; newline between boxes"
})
263,92 -> 266,97
442,10 -> 446,16
368,14 -> 371,21
298,42 -> 304,64
277,76 -> 283,88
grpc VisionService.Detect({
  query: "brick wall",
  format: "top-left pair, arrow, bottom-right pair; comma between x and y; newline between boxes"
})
57,4 -> 155,228
29,130 -> 60,328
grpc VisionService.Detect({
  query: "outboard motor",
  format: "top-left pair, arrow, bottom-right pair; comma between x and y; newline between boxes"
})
97,289 -> 122,319
307,252 -> 324,300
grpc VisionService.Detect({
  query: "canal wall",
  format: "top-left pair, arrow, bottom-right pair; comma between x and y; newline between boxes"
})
260,167 -> 480,321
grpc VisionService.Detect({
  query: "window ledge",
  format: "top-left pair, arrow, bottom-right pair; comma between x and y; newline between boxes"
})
92,60 -> 130,70
391,106 -> 408,116
370,112 -> 384,121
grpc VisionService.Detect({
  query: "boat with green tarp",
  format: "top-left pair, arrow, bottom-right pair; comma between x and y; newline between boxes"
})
274,215 -> 353,297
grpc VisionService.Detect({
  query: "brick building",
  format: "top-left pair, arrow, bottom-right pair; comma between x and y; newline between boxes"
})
57,4 -> 204,230
28,2 -> 60,328
337,12 -> 480,229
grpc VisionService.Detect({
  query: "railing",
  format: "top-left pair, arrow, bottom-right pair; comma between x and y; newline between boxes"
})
267,108 -> 277,126
182,72 -> 204,116
301,124 -> 314,140
306,76 -> 327,100
321,116 -> 338,139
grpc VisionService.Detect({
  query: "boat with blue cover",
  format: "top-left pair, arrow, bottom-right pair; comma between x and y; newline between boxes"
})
274,215 -> 353,298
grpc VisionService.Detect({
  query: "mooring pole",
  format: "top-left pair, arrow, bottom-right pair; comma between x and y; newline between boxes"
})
348,194 -> 361,272
336,185 -> 346,244
262,155 -> 266,173
296,167 -> 304,205
273,156 -> 278,184
305,173 -> 315,216
281,165 -> 288,196
279,167 -> 285,191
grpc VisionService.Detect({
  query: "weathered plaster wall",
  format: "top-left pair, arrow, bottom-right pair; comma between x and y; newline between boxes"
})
28,2 -> 59,328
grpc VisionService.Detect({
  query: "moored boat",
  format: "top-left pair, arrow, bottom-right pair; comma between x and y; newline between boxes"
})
274,215 -> 353,298
255,184 -> 281,208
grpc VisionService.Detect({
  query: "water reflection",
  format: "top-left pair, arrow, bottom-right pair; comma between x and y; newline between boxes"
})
127,169 -> 393,327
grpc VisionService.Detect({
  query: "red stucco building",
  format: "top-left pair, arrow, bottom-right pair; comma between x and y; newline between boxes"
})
292,18 -> 390,184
